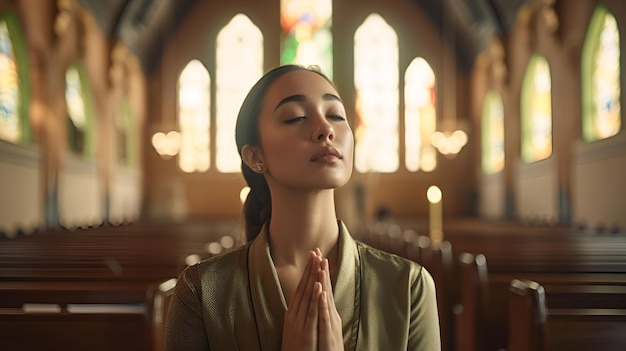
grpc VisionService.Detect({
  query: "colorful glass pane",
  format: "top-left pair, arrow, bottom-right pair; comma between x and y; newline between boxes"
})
354,14 -> 399,173
178,59 -> 210,173
0,20 -> 19,143
216,14 -> 263,173
482,91 -> 504,173
591,13 -> 621,140
281,0 -> 332,78
405,57 -> 437,172
521,55 -> 552,163
65,66 -> 87,153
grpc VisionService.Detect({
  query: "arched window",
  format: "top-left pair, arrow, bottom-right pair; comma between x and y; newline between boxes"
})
65,63 -> 95,157
581,5 -> 621,142
0,12 -> 30,144
117,99 -> 137,166
482,91 -> 505,173
178,59 -> 210,173
216,14 -> 263,173
280,0 -> 333,78
354,14 -> 399,173
405,57 -> 437,172
521,54 -> 552,163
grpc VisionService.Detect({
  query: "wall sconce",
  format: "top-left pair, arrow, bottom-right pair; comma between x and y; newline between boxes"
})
151,131 -> 180,159
431,128 -> 468,158
432,2 -> 469,160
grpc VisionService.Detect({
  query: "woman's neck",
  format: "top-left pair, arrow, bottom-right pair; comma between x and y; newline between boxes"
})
267,188 -> 339,268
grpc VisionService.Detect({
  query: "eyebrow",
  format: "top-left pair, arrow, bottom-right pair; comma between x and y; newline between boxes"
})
273,93 -> 342,112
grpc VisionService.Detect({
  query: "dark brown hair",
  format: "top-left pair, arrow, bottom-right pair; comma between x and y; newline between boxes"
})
235,64 -> 333,242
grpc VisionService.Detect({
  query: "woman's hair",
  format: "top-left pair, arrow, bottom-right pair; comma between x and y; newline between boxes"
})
235,64 -> 333,242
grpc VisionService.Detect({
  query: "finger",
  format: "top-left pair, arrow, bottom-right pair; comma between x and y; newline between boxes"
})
319,259 -> 341,330
296,252 -> 322,323
319,259 -> 334,299
318,290 -> 332,350
305,281 -> 322,331
290,251 -> 316,311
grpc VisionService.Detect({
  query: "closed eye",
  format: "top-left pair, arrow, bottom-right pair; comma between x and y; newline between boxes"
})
328,114 -> 346,121
284,116 -> 306,124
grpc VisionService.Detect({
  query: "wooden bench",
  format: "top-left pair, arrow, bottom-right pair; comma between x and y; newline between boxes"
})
454,252 -> 489,351
0,307 -> 149,351
507,279 -> 547,351
0,220 -> 240,351
358,218 -> 626,351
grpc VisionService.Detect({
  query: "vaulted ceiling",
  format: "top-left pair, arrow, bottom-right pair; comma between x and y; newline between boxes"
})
77,0 -> 530,75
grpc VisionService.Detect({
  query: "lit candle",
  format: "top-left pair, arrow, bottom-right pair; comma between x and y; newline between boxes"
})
427,185 -> 443,244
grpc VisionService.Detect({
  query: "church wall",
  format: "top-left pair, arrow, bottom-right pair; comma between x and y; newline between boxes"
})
471,0 -> 626,229
2,0 -> 624,232
0,0 -> 146,234
0,141 -> 42,236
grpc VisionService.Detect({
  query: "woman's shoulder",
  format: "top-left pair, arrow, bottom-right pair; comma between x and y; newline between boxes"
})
178,244 -> 250,284
198,243 -> 249,271
354,240 -> 425,277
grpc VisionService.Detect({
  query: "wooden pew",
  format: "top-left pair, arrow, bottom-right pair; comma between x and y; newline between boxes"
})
146,278 -> 177,351
507,279 -> 547,351
380,217 -> 626,350
545,309 -> 626,351
0,306 -> 149,351
0,281 -> 149,308
409,239 -> 455,351
0,220 -> 240,351
454,252 -> 488,351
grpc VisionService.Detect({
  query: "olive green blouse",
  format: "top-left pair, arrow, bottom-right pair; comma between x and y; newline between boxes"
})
164,221 -> 440,350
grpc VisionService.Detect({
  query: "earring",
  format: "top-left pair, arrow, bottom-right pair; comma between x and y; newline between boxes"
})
256,165 -> 263,172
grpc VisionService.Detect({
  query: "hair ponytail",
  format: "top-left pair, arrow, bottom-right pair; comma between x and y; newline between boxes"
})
241,164 -> 271,242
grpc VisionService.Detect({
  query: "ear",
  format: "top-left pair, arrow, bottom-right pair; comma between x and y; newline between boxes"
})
241,144 -> 265,172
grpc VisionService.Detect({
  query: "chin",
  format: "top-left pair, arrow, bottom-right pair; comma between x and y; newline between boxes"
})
322,175 -> 352,189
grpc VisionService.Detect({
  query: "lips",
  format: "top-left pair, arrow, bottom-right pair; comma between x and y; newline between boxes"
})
310,147 -> 343,161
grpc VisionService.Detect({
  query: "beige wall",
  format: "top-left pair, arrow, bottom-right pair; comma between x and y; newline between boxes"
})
471,0 -> 626,228
0,0 -> 146,233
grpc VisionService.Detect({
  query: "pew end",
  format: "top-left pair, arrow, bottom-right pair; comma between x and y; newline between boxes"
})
146,278 -> 177,351
454,252 -> 489,351
507,279 -> 547,351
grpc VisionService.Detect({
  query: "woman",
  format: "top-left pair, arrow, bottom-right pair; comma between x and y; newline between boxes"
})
164,65 -> 440,350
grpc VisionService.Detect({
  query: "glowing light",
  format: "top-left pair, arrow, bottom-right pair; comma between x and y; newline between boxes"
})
240,186 -> 251,204
151,131 -> 180,158
427,185 -> 442,204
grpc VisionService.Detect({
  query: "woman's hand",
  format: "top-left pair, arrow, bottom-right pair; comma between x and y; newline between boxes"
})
317,256 -> 344,351
281,251 -> 323,351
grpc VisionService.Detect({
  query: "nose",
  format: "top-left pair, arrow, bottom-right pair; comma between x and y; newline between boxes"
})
312,117 -> 335,142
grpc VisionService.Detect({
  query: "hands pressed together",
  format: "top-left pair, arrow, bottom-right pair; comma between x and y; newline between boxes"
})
281,249 -> 344,351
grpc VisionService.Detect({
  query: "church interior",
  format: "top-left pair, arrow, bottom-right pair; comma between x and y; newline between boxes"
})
1,0 -> 625,349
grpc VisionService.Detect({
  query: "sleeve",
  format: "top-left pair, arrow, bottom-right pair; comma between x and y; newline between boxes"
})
164,264 -> 210,351
407,266 -> 441,351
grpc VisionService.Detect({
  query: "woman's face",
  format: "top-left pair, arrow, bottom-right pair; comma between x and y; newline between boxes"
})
256,70 -> 354,191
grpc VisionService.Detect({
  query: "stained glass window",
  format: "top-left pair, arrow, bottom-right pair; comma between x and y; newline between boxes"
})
405,57 -> 437,172
65,64 -> 94,156
354,14 -> 399,173
280,0 -> 332,78
582,6 -> 621,142
216,14 -> 263,173
521,55 -> 552,163
178,59 -> 210,173
0,19 -> 19,143
482,91 -> 505,173
117,99 -> 137,166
